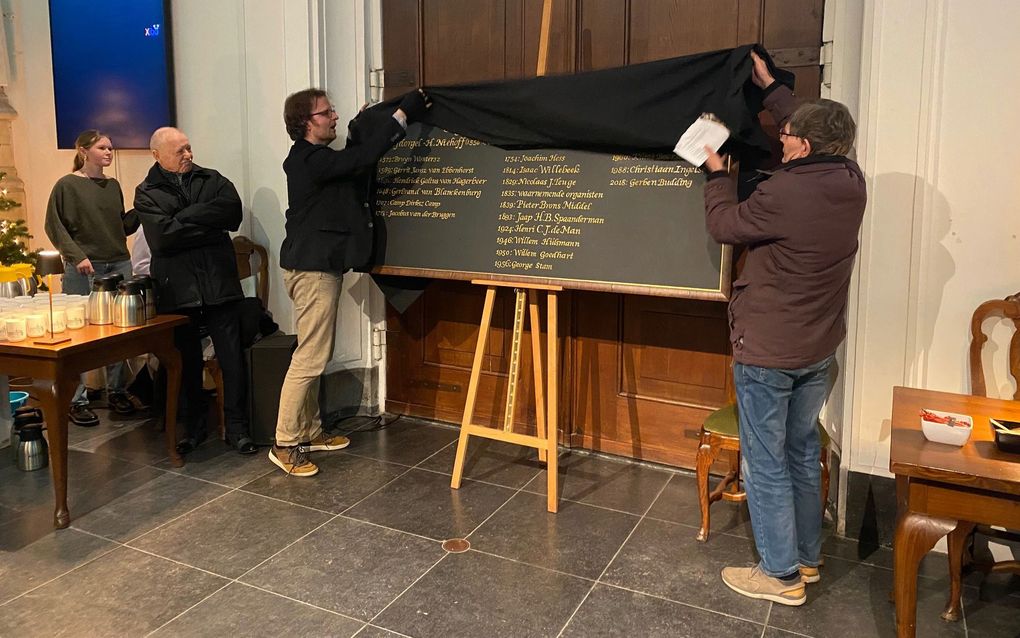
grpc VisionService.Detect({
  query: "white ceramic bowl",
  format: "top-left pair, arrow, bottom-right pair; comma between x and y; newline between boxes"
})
920,409 -> 973,446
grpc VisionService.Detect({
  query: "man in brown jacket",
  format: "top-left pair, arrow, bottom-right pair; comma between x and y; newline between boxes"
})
701,51 -> 867,606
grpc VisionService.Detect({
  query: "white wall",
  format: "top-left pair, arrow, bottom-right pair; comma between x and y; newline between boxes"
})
844,0 -> 1020,477
7,0 -> 378,382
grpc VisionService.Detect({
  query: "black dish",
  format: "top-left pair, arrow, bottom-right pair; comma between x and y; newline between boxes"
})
991,418 -> 1020,454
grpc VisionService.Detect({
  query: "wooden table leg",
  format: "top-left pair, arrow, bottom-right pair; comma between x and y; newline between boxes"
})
941,520 -> 976,622
34,375 -> 78,529
152,339 -> 184,468
893,512 -> 957,637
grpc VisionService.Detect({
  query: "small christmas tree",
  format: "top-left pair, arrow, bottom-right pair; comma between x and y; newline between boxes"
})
0,171 -> 37,266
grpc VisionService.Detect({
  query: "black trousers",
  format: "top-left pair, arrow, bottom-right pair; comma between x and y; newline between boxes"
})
173,301 -> 249,441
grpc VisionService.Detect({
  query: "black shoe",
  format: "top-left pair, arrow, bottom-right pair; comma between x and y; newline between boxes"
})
176,432 -> 208,455
107,392 -> 136,415
228,435 -> 258,455
69,404 -> 100,427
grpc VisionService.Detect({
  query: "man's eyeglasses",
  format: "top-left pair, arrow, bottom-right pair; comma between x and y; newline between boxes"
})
778,129 -> 803,139
311,107 -> 337,118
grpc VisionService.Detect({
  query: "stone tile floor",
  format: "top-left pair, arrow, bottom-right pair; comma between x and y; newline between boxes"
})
1,412 -> 1017,637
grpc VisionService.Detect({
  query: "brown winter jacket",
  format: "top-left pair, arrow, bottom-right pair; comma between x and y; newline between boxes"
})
703,85 -> 867,369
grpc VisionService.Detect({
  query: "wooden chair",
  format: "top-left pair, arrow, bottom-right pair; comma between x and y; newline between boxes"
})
942,292 -> 1020,621
205,235 -> 270,440
695,403 -> 831,542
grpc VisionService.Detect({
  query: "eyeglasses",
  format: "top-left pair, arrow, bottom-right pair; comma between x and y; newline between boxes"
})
778,129 -> 803,139
311,107 -> 337,118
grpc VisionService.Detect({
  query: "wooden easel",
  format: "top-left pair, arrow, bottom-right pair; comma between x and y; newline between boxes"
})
450,0 -> 561,512
450,281 -> 561,511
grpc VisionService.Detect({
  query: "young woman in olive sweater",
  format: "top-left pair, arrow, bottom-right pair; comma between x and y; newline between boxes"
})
44,129 -> 140,425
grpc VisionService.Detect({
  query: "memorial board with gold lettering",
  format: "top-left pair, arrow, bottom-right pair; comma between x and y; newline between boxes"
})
372,124 -> 731,300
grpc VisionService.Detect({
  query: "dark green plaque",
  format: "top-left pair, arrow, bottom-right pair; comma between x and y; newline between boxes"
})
373,124 -> 731,300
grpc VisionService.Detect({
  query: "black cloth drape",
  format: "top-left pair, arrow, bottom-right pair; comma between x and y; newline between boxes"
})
366,44 -> 793,309
376,44 -> 793,161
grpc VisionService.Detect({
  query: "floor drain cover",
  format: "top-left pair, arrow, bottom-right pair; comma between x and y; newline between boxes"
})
442,538 -> 470,553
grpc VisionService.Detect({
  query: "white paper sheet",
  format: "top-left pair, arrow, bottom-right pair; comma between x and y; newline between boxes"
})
673,115 -> 730,167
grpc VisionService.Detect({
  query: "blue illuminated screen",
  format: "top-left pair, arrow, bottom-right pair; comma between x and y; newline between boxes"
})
49,0 -> 174,149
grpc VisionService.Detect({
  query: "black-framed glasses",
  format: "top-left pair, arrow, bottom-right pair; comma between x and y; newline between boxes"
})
778,129 -> 802,139
311,107 -> 337,118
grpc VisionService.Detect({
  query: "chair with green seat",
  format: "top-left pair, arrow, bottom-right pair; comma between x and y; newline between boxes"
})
695,403 -> 831,542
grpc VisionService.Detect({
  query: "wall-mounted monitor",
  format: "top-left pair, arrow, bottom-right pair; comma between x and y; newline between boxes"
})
49,0 -> 175,149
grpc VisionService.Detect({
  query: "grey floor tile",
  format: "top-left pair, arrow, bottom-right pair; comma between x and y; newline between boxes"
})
763,629 -> 814,637
0,449 -> 145,514
151,582 -> 363,637
963,578 -> 1020,637
73,470 -> 229,542
602,517 -> 769,623
818,532 -> 948,581
374,550 -> 591,638
0,546 -> 226,637
561,584 -> 765,638
418,437 -> 545,489
469,491 -> 638,579
355,626 -> 411,638
0,528 -> 118,604
129,490 -> 332,578
766,555 -> 965,638
242,516 -> 445,621
344,468 -> 514,540
523,453 -> 672,514
76,418 -> 173,465
156,439 -> 275,487
66,416 -> 147,448
646,472 -> 752,539
341,419 -> 459,466
242,452 -> 407,513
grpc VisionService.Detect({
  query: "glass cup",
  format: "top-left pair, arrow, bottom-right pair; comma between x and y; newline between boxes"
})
24,313 -> 45,338
66,303 -> 87,329
5,316 -> 26,342
43,308 -> 67,333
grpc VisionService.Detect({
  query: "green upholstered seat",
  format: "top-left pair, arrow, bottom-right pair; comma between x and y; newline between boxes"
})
703,403 -> 830,446
703,404 -> 740,437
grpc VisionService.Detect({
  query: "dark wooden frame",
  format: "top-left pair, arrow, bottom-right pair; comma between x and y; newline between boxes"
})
374,248 -> 733,300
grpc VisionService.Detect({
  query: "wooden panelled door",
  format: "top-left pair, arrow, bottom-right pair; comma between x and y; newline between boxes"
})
380,0 -> 824,469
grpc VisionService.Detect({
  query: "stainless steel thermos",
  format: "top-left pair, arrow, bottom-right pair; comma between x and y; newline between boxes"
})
87,274 -> 122,325
113,280 -> 147,327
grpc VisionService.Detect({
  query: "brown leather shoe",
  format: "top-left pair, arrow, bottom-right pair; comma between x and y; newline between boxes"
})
303,432 -> 350,452
269,446 -> 319,477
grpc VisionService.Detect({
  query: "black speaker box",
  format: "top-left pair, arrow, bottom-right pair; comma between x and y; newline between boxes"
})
246,333 -> 297,445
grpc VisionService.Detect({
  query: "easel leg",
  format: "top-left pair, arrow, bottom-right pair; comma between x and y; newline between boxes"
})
502,290 -> 527,432
545,291 -> 559,513
451,286 -> 497,489
528,289 -> 547,463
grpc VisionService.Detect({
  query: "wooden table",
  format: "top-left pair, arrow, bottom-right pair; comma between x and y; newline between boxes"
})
0,315 -> 188,529
889,386 -> 1020,637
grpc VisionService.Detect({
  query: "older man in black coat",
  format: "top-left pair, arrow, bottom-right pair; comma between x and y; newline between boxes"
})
134,126 -> 255,455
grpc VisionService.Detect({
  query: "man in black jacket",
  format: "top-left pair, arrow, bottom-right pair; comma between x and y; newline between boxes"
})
135,126 -> 256,455
270,88 -> 429,477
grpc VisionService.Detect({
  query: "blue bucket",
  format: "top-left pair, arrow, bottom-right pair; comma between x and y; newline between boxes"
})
9,391 -> 29,416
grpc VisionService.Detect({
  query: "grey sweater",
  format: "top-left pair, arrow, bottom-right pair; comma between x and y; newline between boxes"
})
44,174 -> 139,265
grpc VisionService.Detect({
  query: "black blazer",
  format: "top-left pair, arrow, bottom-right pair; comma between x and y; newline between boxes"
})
279,111 -> 405,272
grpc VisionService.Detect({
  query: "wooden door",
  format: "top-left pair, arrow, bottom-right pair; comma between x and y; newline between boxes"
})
381,0 -> 825,468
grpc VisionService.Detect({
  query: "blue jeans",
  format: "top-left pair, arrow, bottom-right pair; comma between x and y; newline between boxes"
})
734,354 -> 834,578
62,259 -> 133,406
